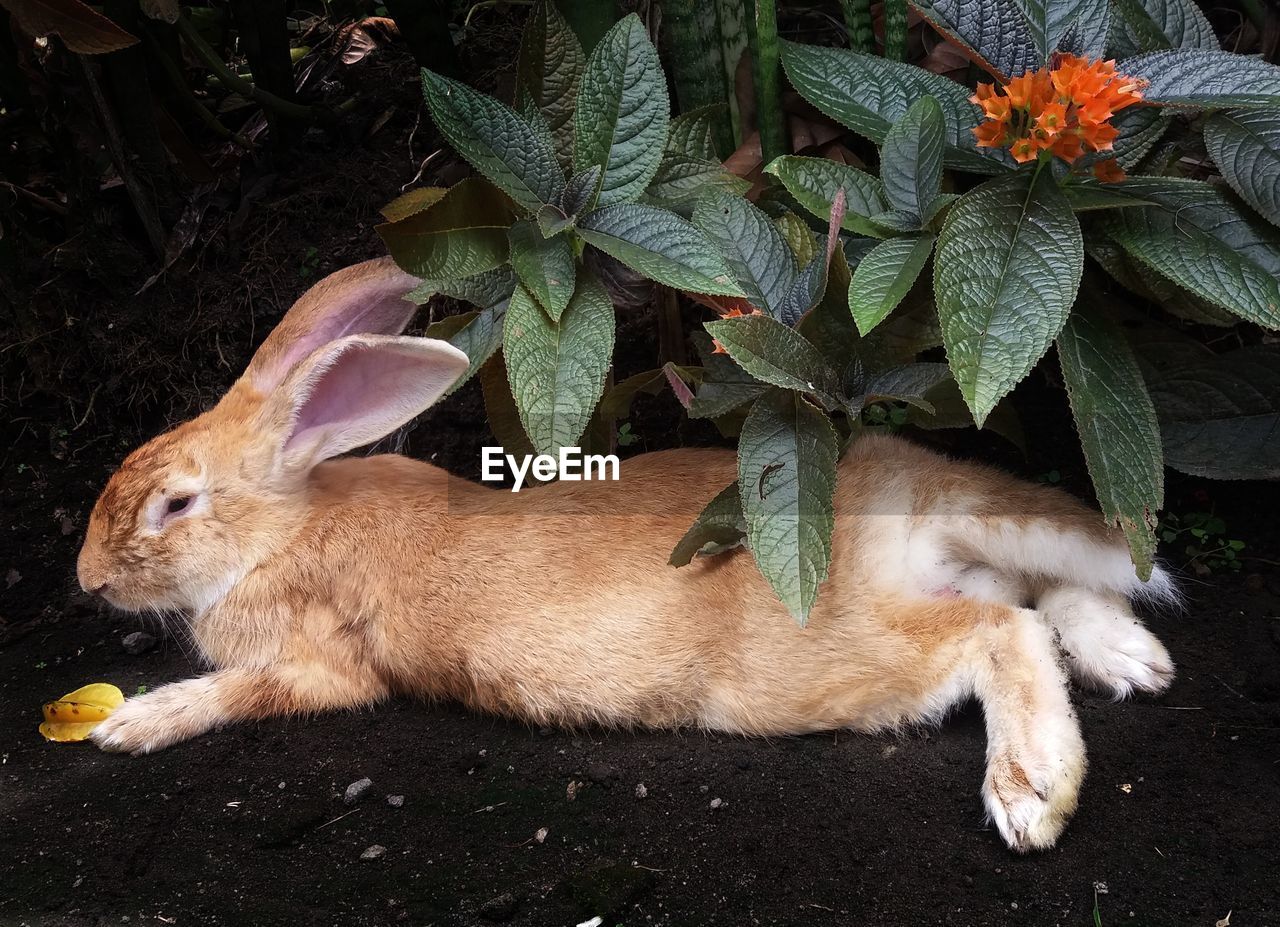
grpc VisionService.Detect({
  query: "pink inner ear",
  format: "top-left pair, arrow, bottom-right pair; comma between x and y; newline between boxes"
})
284,340 -> 464,460
253,267 -> 419,392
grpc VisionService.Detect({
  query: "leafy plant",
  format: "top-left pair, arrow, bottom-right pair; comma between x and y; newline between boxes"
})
382,0 -> 1280,624
1159,511 -> 1246,574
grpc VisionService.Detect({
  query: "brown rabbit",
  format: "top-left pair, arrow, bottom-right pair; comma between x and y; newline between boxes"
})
78,258 -> 1176,852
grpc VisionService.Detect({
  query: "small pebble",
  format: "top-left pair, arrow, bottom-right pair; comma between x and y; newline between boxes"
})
387,794 -> 405,808
121,631 -> 157,655
566,780 -> 580,801
360,844 -> 386,860
710,797 -> 724,809
634,783 -> 648,800
534,827 -> 548,843
344,777 -> 373,805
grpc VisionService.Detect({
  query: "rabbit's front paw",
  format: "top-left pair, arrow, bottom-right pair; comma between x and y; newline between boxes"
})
983,747 -> 1082,853
89,678 -> 221,755
1060,613 -> 1174,698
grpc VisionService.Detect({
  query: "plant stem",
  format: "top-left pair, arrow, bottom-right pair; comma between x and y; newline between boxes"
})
747,0 -> 786,164
228,0 -> 299,150
175,12 -> 330,125
149,36 -> 253,149
883,0 -> 907,60
839,0 -> 873,53
661,0 -> 735,155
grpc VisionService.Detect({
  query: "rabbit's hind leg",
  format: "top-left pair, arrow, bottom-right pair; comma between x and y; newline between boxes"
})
1037,587 -> 1175,698
970,607 -> 1085,852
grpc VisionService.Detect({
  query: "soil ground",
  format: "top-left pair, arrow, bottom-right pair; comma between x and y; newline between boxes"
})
3,27 -> 1279,927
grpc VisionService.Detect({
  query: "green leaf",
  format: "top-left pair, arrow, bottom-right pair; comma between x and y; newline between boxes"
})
1099,177 -> 1280,329
880,96 -> 945,223
737,389 -> 840,624
479,356 -> 536,461
1137,342 -> 1280,480
380,187 -> 447,222
859,362 -> 952,414
516,0 -> 584,171
1108,0 -> 1217,58
1056,303 -> 1163,580
693,192 -> 798,318
377,178 -> 516,281
764,156 -> 889,238
422,70 -> 564,213
849,233 -> 935,335
508,218 -> 575,320
577,203 -> 743,295
1061,180 -> 1157,212
1057,0 -> 1110,58
503,274 -> 615,454
670,482 -> 748,566
776,211 -> 818,266
779,40 -> 1007,174
406,265 -> 517,307
861,288 -> 943,366
704,314 -> 842,406
934,169 -> 1083,427
644,156 -> 751,212
1121,50 -> 1280,109
573,14 -> 670,207
689,333 -> 771,420
908,0 -> 1037,79
426,303 -> 508,396
1204,109 -> 1280,228
1012,0 -> 1103,61
665,104 -> 724,162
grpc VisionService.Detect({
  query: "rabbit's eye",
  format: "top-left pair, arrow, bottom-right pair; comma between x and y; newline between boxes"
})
166,495 -> 193,515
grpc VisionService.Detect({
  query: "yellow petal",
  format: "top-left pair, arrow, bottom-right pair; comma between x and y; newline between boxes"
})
58,683 -> 125,710
42,700 -> 115,723
38,683 -> 124,743
39,720 -> 103,743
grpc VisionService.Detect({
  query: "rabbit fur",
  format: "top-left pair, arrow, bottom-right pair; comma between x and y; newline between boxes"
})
77,258 -> 1176,852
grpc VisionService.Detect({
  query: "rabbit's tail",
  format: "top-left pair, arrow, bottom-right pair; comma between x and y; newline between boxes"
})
953,517 -> 1179,607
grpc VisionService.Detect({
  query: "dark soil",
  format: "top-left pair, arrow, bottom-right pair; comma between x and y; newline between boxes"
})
3,22 -> 1280,927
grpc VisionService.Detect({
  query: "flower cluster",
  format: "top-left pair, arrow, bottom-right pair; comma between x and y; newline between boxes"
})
971,54 -> 1147,179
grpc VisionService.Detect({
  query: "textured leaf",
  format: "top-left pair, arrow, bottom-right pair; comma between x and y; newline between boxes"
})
688,333 -> 771,420
508,218 -> 575,320
738,389 -> 840,624
479,356 -> 535,461
380,187 -> 447,223
780,41 -> 1007,174
1108,0 -> 1217,58
408,265 -> 517,309
862,288 -> 944,365
935,169 -> 1083,427
1057,0 -> 1110,58
1061,181 -> 1156,211
644,156 -> 750,212
908,0 -> 1038,78
1057,304 -> 1162,580
422,71 -> 564,213
1204,110 -> 1280,229
693,192 -> 798,318
377,178 -> 516,281
670,482 -> 748,566
775,212 -> 818,266
665,104 -> 724,162
426,303 -> 508,396
777,252 -> 831,328
503,275 -> 615,454
849,233 -> 935,335
516,0 -> 584,170
1121,50 -> 1280,109
764,156 -> 888,238
1137,342 -> 1280,480
857,363 -> 952,414
880,96 -> 945,224
1,0 -> 138,53
1099,177 -> 1280,329
1012,0 -> 1104,61
573,14 -> 670,207
577,204 -> 743,295
704,314 -> 842,406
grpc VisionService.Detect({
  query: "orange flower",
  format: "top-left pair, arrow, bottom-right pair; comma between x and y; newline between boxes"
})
969,55 -> 1147,173
1092,159 -> 1127,183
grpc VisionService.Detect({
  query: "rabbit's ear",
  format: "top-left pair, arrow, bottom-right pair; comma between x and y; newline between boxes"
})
245,258 -> 422,393
260,334 -> 469,471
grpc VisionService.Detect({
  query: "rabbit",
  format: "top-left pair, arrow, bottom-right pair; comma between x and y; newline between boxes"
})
77,257 -> 1177,852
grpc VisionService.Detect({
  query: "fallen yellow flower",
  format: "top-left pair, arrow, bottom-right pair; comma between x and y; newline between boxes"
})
39,683 -> 125,742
